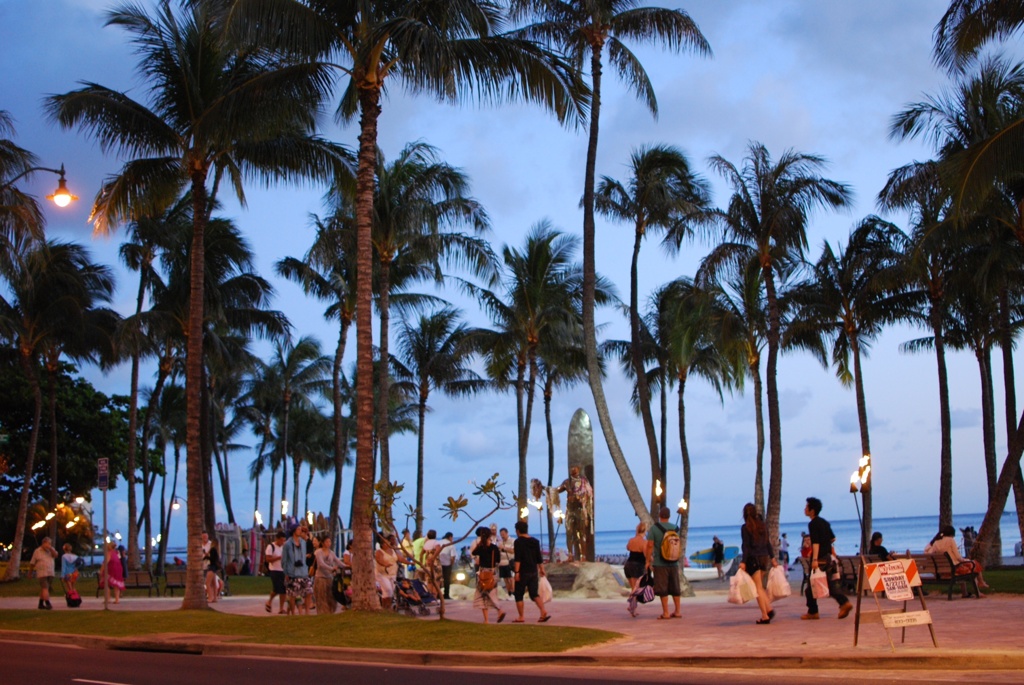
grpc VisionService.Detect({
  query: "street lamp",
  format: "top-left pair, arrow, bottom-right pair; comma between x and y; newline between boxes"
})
1,164 -> 78,207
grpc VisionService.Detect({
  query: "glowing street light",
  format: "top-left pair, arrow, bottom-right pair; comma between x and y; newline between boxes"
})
1,164 -> 78,207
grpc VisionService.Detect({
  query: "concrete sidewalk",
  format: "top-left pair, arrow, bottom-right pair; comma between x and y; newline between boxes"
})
1,589 -> 1022,670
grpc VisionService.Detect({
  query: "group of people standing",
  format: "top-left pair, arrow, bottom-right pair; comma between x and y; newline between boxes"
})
469,521 -> 550,624
263,525 -> 350,615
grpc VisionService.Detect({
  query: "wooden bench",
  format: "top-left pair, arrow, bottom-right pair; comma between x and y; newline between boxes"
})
798,555 -> 866,596
163,569 -> 186,596
909,552 -> 979,600
95,569 -> 155,597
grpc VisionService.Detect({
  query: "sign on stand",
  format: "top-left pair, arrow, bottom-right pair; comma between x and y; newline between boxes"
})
853,557 -> 938,651
97,458 -> 109,491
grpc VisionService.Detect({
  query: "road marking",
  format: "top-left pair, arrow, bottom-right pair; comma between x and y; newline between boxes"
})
73,679 -> 134,685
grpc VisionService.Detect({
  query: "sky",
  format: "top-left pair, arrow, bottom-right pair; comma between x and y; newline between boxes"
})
2,0 -> 1021,552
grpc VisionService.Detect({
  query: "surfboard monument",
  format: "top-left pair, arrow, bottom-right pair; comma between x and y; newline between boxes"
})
557,408 -> 595,562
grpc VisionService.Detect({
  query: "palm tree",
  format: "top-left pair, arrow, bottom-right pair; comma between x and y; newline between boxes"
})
469,222 -> 611,513
277,214 -> 357,538
661,278 -> 734,558
239,359 -> 283,526
595,143 -> 709,511
238,0 -> 586,611
510,0 -> 711,523
47,0 -> 348,609
0,240 -> 117,581
699,259 -> 768,511
269,335 -> 331,511
360,141 -> 494,490
394,307 -> 487,535
701,142 -> 851,545
153,381 -> 185,576
787,218 -> 910,551
934,1 -> 1024,72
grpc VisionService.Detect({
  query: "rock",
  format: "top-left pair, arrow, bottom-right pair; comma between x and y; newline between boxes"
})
546,561 -> 630,599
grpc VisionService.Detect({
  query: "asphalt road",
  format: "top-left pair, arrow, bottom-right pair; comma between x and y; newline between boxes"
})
4,640 -> 1023,685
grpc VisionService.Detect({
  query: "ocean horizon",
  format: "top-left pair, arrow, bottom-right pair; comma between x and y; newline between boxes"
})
589,511 -> 1022,559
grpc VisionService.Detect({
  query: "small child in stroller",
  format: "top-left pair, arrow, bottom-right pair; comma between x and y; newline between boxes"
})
395,578 -> 430,615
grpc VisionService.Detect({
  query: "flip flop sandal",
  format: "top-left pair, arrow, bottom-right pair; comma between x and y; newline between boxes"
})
538,615 -> 551,622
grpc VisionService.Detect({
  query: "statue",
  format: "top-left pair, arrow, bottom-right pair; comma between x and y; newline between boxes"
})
556,464 -> 594,562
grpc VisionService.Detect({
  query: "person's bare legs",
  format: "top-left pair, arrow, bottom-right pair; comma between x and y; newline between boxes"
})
536,595 -> 548,621
753,570 -> 771,621
671,595 -> 682,617
659,595 -> 670,618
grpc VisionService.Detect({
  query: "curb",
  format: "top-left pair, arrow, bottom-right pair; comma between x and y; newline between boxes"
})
4,629 -> 1024,671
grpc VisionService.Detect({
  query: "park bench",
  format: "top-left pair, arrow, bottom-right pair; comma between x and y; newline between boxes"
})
909,552 -> 980,600
95,569 -> 155,597
798,555 -> 867,596
163,569 -> 186,596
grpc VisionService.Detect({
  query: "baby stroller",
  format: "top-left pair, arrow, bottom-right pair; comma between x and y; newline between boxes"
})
332,567 -> 352,608
393,577 -> 431,616
57,573 -> 82,608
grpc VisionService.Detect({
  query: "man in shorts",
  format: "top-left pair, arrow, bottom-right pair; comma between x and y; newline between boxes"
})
646,506 -> 682,619
498,527 -> 515,594
512,521 -> 550,622
264,531 -> 286,613
29,536 -> 58,610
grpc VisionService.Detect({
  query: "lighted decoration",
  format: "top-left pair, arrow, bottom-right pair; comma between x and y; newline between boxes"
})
66,521 -> 75,529
254,510 -> 264,527
553,508 -> 564,524
171,500 -> 182,511
655,479 -> 663,499
677,497 -> 688,513
114,531 -> 122,541
31,521 -> 46,531
281,499 -> 289,517
45,512 -> 55,521
306,511 -> 314,526
850,471 -> 860,493
75,496 -> 85,504
455,571 -> 466,582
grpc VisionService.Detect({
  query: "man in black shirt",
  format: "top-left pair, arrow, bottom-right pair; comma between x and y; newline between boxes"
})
802,497 -> 852,620
512,521 -> 551,623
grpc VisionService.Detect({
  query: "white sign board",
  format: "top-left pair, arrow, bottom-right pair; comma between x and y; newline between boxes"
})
881,571 -> 914,601
881,610 -> 933,629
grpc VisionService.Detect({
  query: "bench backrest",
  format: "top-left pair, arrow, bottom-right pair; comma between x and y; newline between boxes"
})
126,570 -> 153,586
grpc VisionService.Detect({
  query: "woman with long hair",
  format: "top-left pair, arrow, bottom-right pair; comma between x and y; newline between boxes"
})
102,541 -> 125,604
314,537 -> 342,614
205,538 -> 222,602
925,524 -> 989,594
471,526 -> 506,623
740,502 -> 778,624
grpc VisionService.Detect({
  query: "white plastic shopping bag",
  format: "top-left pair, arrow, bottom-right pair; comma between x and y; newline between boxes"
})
767,565 -> 791,600
810,568 -> 830,599
728,568 -> 758,604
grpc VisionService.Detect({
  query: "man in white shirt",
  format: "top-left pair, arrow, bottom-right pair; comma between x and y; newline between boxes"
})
498,527 -> 515,594
438,532 -> 457,599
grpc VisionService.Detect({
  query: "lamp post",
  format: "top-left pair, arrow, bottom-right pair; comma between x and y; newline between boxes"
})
551,509 -> 565,562
675,497 -> 688,529
850,454 -> 871,555
1,164 -> 78,207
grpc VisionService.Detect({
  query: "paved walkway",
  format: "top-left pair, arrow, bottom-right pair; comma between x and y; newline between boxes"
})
1,588 -> 1022,670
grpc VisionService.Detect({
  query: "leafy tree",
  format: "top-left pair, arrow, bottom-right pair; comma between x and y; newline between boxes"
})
0,110 -> 44,248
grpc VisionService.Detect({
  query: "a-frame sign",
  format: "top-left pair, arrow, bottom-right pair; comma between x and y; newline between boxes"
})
853,556 -> 939,651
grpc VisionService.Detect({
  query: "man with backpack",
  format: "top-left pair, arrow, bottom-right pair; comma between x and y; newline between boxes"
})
646,506 -> 682,619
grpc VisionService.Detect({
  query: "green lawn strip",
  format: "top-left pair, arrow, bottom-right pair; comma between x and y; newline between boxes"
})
983,568 -> 1024,594
0,610 -> 616,652
0,573 -> 272,598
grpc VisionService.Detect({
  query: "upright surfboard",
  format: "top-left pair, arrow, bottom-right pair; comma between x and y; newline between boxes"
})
567,408 -> 595,561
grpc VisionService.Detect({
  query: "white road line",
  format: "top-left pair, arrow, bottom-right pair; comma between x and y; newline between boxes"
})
72,679 -> 134,685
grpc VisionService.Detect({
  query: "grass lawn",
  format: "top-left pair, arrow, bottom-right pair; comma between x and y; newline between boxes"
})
0,571 -> 272,598
0,609 -> 616,652
983,567 -> 1024,594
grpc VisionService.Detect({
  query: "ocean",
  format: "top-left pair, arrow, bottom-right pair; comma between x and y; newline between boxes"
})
590,511 -> 1023,559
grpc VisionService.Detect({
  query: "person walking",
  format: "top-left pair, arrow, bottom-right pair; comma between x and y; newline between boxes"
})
498,527 -> 515,595
645,506 -> 682,620
314,537 -> 342,614
712,536 -> 726,580
29,536 -> 58,610
102,541 -> 125,604
205,538 -> 223,603
438,532 -> 456,599
802,497 -> 852,620
740,502 -> 778,624
512,520 -> 550,623
264,531 -> 286,614
472,526 -> 506,623
624,522 -> 647,617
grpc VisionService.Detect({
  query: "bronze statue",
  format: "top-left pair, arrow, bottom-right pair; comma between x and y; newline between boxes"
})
556,465 -> 594,562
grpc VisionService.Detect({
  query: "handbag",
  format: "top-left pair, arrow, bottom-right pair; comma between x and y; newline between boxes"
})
810,568 -> 830,599
477,568 -> 497,592
767,565 -> 791,600
636,571 -> 656,604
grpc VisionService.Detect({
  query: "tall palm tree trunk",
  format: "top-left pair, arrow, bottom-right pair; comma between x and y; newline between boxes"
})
677,373 -> 691,556
415,389 -> 427,537
852,341 -> 872,553
519,351 -> 539,513
136,354 -> 170,568
630,227 -> 661,513
659,367 -> 668,488
998,292 -> 1024,553
329,318 -> 351,538
544,375 -> 556,555
350,86 -> 382,611
156,437 -> 169,577
930,307 -> 953,529
268,463 -> 277,529
3,357 -> 43,581
281,394 -> 291,513
377,258 -> 393,487
979,347 -> 1002,567
763,270 -> 784,547
515,355 -> 527,505
751,359 -> 765,513
46,362 -> 59,544
581,43 -> 647,523
183,171 -> 210,609
124,273 -> 146,571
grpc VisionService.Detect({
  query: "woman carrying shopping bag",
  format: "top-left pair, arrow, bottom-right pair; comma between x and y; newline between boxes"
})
739,502 -> 778,624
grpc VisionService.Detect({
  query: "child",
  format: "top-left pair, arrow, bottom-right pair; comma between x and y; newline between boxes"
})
61,543 -> 80,595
